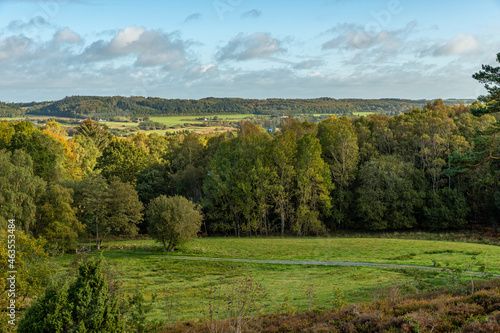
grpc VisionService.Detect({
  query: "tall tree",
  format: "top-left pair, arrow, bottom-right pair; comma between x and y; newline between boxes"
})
318,116 -> 359,228
294,133 -> 333,235
0,150 -> 46,233
269,130 -> 296,235
65,174 -> 143,249
72,134 -> 102,178
472,52 -> 500,115
76,118 -> 112,151
0,120 -> 14,149
105,177 -> 144,237
202,126 -> 271,236
9,129 -> 66,181
64,173 -> 108,249
36,184 -> 83,253
356,155 -> 425,230
97,139 -> 152,184
165,132 -> 207,202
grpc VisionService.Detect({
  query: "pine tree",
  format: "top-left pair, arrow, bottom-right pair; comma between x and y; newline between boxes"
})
18,258 -> 124,333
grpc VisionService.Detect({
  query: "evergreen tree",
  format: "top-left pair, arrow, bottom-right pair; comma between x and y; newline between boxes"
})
18,258 -> 124,333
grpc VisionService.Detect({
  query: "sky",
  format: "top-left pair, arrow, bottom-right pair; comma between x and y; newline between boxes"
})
0,0 -> 500,102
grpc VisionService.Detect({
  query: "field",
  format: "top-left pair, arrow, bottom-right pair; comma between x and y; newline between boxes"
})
149,114 -> 256,125
1,114 -> 256,136
54,236 -> 500,323
352,111 -> 377,116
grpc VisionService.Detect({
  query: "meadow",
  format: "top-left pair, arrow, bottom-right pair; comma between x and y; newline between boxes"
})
352,111 -> 377,116
1,114 -> 255,136
149,114 -> 256,125
54,236 -> 500,323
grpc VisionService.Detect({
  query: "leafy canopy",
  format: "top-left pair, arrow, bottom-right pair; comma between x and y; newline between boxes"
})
147,195 -> 202,252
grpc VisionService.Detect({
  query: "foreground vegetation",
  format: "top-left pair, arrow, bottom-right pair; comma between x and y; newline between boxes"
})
12,235 -> 499,332
169,278 -> 500,332
48,236 -> 499,325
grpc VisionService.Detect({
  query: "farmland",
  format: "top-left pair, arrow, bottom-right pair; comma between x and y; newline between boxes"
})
1,114 -> 263,137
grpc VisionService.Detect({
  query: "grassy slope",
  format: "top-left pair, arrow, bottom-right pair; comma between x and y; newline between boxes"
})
55,237 -> 500,322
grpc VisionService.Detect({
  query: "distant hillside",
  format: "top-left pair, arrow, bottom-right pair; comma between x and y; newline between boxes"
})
0,101 -> 24,117
14,96 -> 476,118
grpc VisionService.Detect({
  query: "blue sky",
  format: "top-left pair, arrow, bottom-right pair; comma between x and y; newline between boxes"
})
1,0 -> 500,102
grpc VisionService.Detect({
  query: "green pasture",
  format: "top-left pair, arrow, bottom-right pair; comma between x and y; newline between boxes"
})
149,114 -> 255,125
54,237 -> 500,322
98,119 -> 237,136
177,238 -> 500,271
100,121 -> 138,128
353,111 -> 377,116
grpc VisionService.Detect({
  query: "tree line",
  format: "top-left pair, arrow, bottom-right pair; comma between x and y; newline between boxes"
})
1,99 -> 499,243
17,95 -> 475,118
0,101 -> 24,117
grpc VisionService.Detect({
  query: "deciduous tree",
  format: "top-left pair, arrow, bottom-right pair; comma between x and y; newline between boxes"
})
318,116 -> 359,228
357,155 -> 425,230
147,195 -> 202,252
36,184 -> 83,253
294,134 -> 333,235
97,139 -> 152,184
0,150 -> 46,233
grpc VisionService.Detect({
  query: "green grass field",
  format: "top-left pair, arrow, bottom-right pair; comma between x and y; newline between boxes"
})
353,111 -> 377,116
54,236 -> 500,323
149,114 -> 255,125
98,117 -> 241,136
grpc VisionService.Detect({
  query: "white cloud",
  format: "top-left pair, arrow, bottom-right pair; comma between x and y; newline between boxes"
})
323,21 -> 417,50
6,16 -> 51,32
433,33 -> 482,56
184,13 -> 201,23
217,33 -> 286,61
82,26 -> 191,68
241,10 -> 262,19
293,59 -> 325,70
54,28 -> 83,44
0,35 -> 32,61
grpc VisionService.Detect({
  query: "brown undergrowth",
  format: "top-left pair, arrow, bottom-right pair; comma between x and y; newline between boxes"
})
165,279 -> 500,333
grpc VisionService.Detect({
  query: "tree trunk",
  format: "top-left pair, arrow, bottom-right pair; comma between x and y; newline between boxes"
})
96,219 -> 100,250
264,213 -> 269,237
280,209 -> 285,236
162,239 -> 167,252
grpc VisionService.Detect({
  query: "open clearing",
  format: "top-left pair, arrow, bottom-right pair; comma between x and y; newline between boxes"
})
149,114 -> 257,125
1,115 -> 248,136
353,111 -> 377,116
55,237 -> 500,322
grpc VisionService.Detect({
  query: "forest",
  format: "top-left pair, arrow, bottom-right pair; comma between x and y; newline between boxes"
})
1,97 -> 500,248
16,96 -> 474,118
